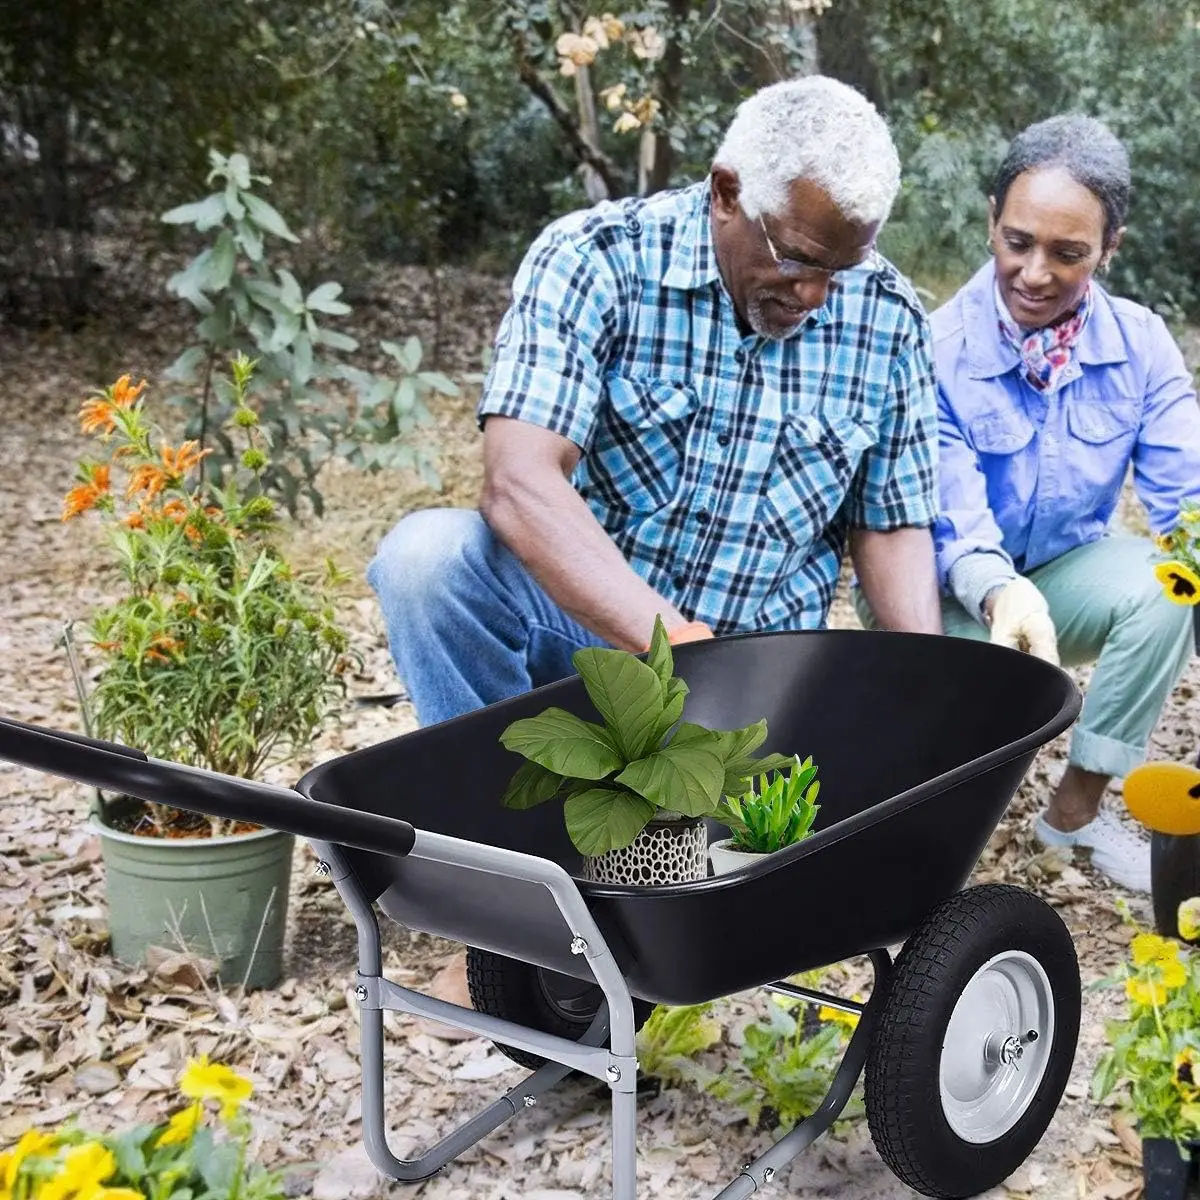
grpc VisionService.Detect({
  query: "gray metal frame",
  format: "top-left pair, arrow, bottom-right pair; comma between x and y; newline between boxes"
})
310,832 -> 893,1200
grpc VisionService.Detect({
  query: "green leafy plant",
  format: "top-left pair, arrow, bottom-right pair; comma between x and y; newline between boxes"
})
1091,905 -> 1200,1146
160,148 -> 456,515
635,1002 -> 724,1088
719,755 -> 821,853
62,354 -> 357,837
499,615 -> 791,856
0,1054 -> 287,1200
704,991 -> 860,1132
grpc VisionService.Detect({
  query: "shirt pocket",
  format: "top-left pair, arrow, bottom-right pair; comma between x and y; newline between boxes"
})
755,414 -> 876,548
590,374 -> 699,514
1064,399 -> 1140,505
966,408 -> 1036,457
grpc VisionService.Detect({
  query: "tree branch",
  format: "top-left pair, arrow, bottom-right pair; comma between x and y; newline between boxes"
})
511,37 -> 624,199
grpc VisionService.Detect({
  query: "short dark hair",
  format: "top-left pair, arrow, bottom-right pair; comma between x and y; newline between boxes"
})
992,115 -> 1131,246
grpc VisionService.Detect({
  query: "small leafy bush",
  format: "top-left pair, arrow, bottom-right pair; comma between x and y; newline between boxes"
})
720,755 -> 821,853
0,1055 -> 284,1200
635,1002 -> 723,1087
499,616 -> 791,856
62,355 -> 356,835
1092,906 -> 1200,1146
161,149 -> 456,515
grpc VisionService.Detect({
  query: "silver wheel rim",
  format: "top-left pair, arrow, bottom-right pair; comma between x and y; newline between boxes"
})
938,950 -> 1055,1144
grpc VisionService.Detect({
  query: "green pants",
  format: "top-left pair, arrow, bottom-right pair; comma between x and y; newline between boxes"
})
853,535 -> 1195,779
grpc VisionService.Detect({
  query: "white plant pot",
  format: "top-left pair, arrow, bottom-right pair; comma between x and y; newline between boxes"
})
581,815 -> 708,885
708,838 -> 768,876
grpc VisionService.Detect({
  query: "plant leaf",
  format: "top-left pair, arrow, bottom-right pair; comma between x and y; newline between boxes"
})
499,708 -> 623,780
564,787 -> 656,855
244,192 -> 299,243
645,615 -> 674,696
417,370 -> 460,396
572,646 -> 665,760
161,193 -> 227,230
306,281 -> 352,315
500,760 -> 564,810
617,742 -> 726,818
648,687 -> 686,747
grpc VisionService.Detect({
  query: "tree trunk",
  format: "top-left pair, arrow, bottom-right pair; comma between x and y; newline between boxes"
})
642,0 -> 690,195
814,0 -> 886,111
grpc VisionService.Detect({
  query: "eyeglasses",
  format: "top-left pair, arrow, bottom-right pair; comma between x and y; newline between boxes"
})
757,215 -> 876,281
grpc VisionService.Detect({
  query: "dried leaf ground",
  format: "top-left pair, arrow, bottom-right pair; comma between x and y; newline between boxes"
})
2,273 -> 1197,1200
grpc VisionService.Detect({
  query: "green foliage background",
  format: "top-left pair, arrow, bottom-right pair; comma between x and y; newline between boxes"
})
2,0 -> 1198,323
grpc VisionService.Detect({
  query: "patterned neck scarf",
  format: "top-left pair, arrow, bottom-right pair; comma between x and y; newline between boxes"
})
995,281 -> 1093,393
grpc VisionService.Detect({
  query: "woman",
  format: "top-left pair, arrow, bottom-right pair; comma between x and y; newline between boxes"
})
858,114 -> 1200,892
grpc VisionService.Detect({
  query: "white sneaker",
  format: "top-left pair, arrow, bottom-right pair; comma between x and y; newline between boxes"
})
1034,809 -> 1151,893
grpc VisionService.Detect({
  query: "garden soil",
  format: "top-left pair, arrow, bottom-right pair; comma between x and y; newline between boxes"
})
2,266 -> 1196,1200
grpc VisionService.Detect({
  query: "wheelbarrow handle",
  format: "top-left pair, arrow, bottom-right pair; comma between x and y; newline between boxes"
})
0,715 -> 416,859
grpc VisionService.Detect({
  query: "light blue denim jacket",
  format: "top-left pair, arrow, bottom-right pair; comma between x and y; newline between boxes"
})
932,259 -> 1200,620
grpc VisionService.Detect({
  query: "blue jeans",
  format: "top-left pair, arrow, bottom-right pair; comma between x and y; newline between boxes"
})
366,508 -> 607,727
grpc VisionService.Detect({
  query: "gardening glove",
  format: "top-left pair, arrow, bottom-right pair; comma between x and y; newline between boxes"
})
987,577 -> 1060,665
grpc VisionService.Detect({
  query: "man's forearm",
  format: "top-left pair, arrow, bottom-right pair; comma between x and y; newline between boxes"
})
481,472 -> 687,651
850,526 -> 943,634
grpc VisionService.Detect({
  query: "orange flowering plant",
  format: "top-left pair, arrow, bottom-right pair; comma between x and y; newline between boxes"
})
1092,903 -> 1200,1147
0,1056 -> 287,1200
63,354 -> 356,837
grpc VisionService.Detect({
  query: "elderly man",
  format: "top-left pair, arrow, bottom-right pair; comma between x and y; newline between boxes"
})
368,76 -> 943,736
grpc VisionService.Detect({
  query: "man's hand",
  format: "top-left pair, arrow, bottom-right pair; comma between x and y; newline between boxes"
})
986,577 -> 1059,664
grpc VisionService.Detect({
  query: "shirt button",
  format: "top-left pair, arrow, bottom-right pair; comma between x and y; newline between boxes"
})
734,349 -> 746,364
717,432 -> 731,447
625,214 -> 641,235
673,575 -> 687,591
696,510 -> 711,525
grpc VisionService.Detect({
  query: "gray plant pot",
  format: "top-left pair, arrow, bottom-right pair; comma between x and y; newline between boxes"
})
93,808 -> 293,990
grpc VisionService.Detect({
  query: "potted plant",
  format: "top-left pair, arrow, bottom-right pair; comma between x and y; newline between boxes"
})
1092,901 -> 1200,1200
499,616 -> 792,884
708,755 -> 821,875
60,354 -> 355,989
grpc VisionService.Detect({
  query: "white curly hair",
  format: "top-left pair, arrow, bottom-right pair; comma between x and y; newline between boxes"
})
712,76 -> 901,226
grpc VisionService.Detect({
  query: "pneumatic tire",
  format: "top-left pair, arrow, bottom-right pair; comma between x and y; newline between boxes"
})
864,884 -> 1080,1198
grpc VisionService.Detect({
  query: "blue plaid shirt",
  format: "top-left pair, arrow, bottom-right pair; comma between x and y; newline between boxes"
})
478,181 -> 939,634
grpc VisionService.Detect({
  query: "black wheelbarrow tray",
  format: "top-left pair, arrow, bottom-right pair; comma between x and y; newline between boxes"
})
0,629 -> 1083,1200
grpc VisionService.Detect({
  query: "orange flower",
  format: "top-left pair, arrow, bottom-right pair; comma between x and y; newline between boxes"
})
62,483 -> 100,521
145,649 -> 170,664
111,375 -> 147,409
150,635 -> 183,653
162,498 -> 189,522
79,398 -> 117,436
126,465 -> 167,501
122,510 -> 145,529
94,640 -> 122,652
161,441 -> 211,478
89,464 -> 111,493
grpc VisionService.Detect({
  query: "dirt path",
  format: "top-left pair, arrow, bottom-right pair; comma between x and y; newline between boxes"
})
1,275 -> 1191,1200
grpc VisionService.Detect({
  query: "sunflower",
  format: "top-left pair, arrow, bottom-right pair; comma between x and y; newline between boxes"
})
1154,561 -> 1200,606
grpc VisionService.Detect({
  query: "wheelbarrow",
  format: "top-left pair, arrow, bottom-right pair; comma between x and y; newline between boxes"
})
0,629 -> 1082,1200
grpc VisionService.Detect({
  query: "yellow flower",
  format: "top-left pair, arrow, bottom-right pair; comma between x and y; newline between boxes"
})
179,1055 -> 253,1120
156,1101 -> 202,1147
1160,957 -> 1189,990
92,1191 -> 144,1200
819,996 -> 863,1030
1126,976 -> 1169,1008
1180,897 -> 1200,942
1155,532 -> 1177,553
39,1143 -> 115,1200
1155,561 -> 1200,606
1132,932 -> 1179,966
1,1130 -> 57,1191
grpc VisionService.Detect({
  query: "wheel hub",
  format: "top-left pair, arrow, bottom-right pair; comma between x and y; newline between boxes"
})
939,952 -> 1055,1144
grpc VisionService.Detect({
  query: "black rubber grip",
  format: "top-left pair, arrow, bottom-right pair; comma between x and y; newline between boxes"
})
0,716 -> 416,859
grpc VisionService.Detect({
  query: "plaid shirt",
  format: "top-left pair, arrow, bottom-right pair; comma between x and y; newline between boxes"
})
478,181 -> 938,634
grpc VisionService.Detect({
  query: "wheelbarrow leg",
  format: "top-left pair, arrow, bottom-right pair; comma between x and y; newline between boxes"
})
709,948 -> 893,1199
